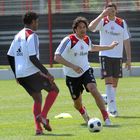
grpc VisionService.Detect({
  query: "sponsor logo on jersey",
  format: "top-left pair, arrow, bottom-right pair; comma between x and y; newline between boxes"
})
16,46 -> 23,56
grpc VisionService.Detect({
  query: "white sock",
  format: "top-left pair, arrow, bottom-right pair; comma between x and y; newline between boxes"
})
82,111 -> 89,124
111,87 -> 117,111
105,84 -> 115,112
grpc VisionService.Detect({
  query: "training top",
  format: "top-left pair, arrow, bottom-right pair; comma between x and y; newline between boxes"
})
55,34 -> 93,77
7,28 -> 40,78
93,16 -> 130,58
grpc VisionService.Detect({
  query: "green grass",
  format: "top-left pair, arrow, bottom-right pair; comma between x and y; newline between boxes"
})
0,62 -> 140,69
0,77 -> 140,140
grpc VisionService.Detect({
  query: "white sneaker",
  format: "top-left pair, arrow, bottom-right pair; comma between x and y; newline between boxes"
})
104,118 -> 111,126
109,111 -> 118,118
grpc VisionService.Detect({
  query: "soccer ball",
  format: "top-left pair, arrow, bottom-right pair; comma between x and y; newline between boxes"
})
102,94 -> 107,105
88,118 -> 102,132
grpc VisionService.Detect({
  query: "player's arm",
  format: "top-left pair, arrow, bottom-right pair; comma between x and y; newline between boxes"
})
28,34 -> 54,81
54,54 -> 83,74
7,40 -> 16,78
7,55 -> 16,77
54,36 -> 84,74
90,41 -> 118,52
30,55 -> 54,81
124,39 -> 131,70
30,55 -> 48,74
88,7 -> 112,31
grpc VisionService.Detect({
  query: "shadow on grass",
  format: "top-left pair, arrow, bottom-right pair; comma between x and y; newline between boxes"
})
42,133 -> 75,137
117,116 -> 140,119
80,123 -> 87,127
103,124 -> 121,128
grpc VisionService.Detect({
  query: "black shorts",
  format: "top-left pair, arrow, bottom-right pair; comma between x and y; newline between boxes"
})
17,72 -> 57,95
100,56 -> 123,79
66,68 -> 96,100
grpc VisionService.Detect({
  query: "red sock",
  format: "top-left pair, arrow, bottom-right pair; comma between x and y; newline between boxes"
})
33,101 -> 42,130
79,106 -> 86,115
100,109 -> 109,121
41,90 -> 58,118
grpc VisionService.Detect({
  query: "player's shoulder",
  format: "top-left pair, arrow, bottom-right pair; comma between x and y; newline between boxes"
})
115,17 -> 125,28
103,16 -> 110,26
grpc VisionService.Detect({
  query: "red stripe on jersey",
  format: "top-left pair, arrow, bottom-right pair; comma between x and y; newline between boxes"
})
25,29 -> 33,40
115,17 -> 124,28
103,17 -> 109,26
69,34 -> 79,48
83,35 -> 89,45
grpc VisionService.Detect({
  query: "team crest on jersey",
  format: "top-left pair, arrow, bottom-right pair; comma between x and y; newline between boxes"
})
111,26 -> 114,30
80,45 -> 84,50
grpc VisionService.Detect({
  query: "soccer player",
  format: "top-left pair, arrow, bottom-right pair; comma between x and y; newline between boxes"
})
7,11 -> 59,135
54,16 -> 118,126
88,3 -> 131,117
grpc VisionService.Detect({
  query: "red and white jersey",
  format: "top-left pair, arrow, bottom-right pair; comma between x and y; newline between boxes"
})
55,34 -> 92,77
93,16 -> 130,58
7,28 -> 40,78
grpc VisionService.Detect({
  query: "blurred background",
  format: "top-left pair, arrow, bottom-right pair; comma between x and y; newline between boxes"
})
0,0 -> 140,67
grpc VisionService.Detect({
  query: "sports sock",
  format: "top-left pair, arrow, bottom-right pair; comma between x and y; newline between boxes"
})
33,101 -> 42,130
78,106 -> 89,123
100,109 -> 109,121
105,84 -> 114,112
111,86 -> 117,111
41,90 -> 58,118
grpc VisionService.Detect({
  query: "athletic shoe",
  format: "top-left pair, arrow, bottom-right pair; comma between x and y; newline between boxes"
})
36,115 -> 52,131
35,129 -> 44,136
104,118 -> 111,126
109,111 -> 118,117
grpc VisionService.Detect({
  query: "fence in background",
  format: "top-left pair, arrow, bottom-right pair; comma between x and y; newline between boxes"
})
0,0 -> 140,65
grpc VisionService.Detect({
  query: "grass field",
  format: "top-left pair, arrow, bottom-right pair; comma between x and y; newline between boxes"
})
0,77 -> 140,140
0,62 -> 140,69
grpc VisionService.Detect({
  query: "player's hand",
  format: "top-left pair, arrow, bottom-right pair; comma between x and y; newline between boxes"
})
125,59 -> 131,70
109,41 -> 118,49
72,65 -> 84,74
40,72 -> 54,83
100,7 -> 113,17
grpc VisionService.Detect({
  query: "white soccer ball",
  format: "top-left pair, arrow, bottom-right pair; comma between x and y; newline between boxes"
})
102,94 -> 107,105
88,118 -> 102,132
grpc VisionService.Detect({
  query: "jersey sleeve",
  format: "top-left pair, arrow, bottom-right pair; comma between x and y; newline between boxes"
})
7,40 -> 15,56
27,33 -> 38,56
123,20 -> 130,40
55,36 -> 71,55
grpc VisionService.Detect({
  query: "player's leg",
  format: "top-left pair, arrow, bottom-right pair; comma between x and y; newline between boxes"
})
17,76 -> 43,135
108,77 -> 119,117
66,76 -> 89,124
104,77 -> 116,114
41,82 -> 59,119
83,68 -> 111,125
73,94 -> 90,124
31,92 -> 43,135
108,58 -> 122,117
100,56 -> 116,116
39,81 -> 59,131
86,82 -> 111,125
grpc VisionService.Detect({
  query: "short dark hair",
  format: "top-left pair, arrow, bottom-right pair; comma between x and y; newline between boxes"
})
22,11 -> 38,25
72,16 -> 89,33
106,3 -> 117,10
